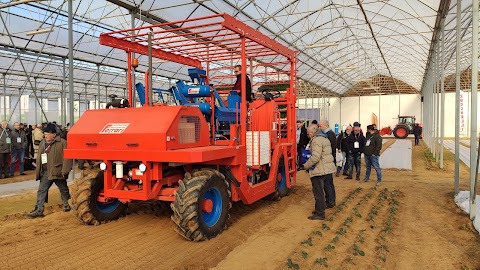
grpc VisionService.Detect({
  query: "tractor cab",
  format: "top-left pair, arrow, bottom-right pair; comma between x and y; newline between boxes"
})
398,116 -> 416,132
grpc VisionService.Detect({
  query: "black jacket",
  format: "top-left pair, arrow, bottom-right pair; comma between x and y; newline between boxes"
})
10,129 -> 27,150
364,131 -> 382,156
233,74 -> 253,102
413,125 -> 422,136
336,131 -> 350,153
347,132 -> 366,154
325,129 -> 337,163
298,125 -> 309,148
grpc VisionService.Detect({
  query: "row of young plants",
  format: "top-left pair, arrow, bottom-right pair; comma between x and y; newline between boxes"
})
339,188 -> 391,269
372,190 -> 401,269
286,187 -> 366,269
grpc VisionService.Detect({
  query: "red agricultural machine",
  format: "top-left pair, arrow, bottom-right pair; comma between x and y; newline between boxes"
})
64,14 -> 297,241
379,115 -> 422,139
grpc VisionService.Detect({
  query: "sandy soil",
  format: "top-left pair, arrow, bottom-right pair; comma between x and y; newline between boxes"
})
0,139 -> 479,270
0,170 -> 36,185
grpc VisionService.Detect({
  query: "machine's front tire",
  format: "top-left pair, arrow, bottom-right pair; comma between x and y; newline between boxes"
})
393,126 -> 408,139
72,170 -> 127,225
171,170 -> 231,241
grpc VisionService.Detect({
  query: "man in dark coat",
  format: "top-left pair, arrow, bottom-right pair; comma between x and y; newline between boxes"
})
297,121 -> 309,170
10,122 -> 27,176
318,120 -> 337,208
345,125 -> 366,180
364,125 -> 383,185
413,124 -> 422,146
25,123 -> 73,218
0,121 -> 11,178
336,125 -> 352,177
232,65 -> 253,102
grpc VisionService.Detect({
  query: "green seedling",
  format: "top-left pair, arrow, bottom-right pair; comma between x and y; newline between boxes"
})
336,227 -> 347,235
357,234 -> 365,243
353,243 -> 365,256
332,236 -> 339,243
313,230 -> 323,236
301,251 -> 308,259
287,258 -> 300,269
315,257 -> 328,267
301,237 -> 313,246
325,244 -> 336,252
378,255 -> 387,262
322,223 -> 330,230
354,212 -> 362,218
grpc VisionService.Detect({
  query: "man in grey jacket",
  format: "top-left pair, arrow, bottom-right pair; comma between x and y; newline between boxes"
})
303,124 -> 336,221
10,122 -> 27,176
0,120 -> 11,178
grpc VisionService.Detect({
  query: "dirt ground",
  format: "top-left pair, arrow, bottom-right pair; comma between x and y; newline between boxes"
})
0,139 -> 479,270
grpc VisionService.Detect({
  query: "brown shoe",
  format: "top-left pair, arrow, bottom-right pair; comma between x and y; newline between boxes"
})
335,172 -> 340,177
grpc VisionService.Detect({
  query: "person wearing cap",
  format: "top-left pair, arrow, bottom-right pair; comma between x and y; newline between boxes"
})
0,120 -> 11,178
25,123 -> 73,218
364,125 -> 383,185
10,122 -> 27,176
353,121 -> 364,136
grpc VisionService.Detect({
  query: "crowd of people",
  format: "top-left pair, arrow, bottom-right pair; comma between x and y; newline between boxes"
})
297,120 -> 383,221
0,121 -> 69,178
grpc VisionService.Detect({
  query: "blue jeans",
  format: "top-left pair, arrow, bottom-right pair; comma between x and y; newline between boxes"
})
414,134 -> 420,145
365,155 -> 382,182
348,152 -> 361,177
10,148 -> 25,175
324,173 -> 336,206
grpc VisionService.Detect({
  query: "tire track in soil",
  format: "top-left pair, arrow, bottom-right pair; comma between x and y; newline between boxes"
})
0,184 -> 307,270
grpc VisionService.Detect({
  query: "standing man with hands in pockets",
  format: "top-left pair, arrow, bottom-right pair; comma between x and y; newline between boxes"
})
303,124 -> 336,221
25,123 -> 73,218
364,125 -> 383,185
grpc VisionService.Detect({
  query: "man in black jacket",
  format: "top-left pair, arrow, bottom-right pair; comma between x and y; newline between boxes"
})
413,124 -> 422,146
345,126 -> 366,180
319,120 -> 336,208
336,125 -> 352,177
233,65 -> 253,102
297,121 -> 309,170
10,122 -> 27,176
364,125 -> 383,185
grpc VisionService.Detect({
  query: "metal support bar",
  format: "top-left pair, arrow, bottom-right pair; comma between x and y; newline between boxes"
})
440,18 -> 445,169
68,0 -> 74,128
454,0 -> 461,195
3,73 -> 6,121
470,0 -> 479,220
97,64 -> 101,109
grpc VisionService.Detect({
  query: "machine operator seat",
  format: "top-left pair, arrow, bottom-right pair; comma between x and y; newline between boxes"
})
106,94 -> 130,108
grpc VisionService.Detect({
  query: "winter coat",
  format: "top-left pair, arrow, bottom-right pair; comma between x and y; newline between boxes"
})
346,132 -> 366,154
336,131 -> 350,153
364,131 -> 383,156
10,129 -> 27,150
35,136 -> 73,181
303,131 -> 336,178
33,128 -> 43,146
0,128 -> 11,154
413,125 -> 422,136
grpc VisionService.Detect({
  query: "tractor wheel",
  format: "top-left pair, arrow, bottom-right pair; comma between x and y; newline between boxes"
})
393,126 -> 409,139
171,170 -> 231,241
71,170 -> 127,225
268,158 -> 290,200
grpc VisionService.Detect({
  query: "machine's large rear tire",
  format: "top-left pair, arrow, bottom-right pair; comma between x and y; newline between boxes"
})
71,170 -> 127,225
171,169 -> 231,241
393,126 -> 408,139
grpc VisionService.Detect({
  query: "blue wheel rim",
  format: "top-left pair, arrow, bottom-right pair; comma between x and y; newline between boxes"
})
96,199 -> 121,214
202,187 -> 222,227
278,166 -> 287,191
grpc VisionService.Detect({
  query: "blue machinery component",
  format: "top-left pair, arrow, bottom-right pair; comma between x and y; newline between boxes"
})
135,68 -> 241,136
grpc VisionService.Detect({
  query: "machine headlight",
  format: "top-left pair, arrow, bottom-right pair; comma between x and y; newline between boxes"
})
139,163 -> 147,172
100,162 -> 107,171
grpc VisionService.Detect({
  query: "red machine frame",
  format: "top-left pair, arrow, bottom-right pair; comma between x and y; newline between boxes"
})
65,13 -> 297,206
